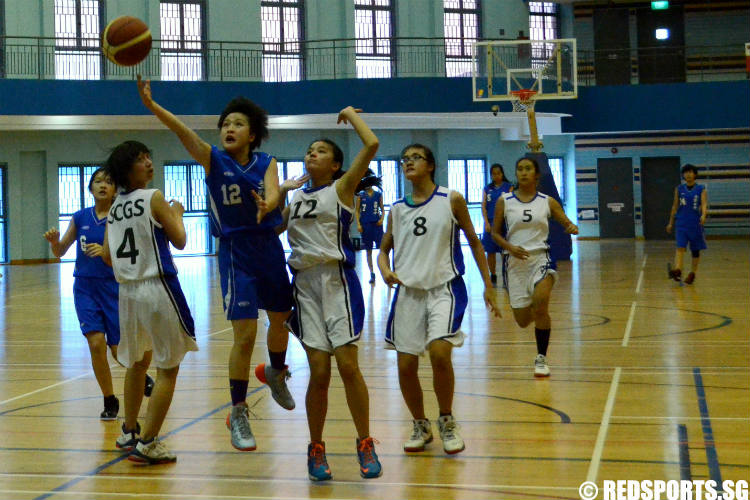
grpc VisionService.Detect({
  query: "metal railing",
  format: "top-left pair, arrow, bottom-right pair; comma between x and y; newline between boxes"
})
0,36 -> 746,83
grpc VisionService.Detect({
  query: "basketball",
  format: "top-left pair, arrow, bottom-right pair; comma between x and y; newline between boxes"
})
102,16 -> 152,66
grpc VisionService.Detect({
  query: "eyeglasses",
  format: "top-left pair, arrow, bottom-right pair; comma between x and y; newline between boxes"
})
400,154 -> 426,165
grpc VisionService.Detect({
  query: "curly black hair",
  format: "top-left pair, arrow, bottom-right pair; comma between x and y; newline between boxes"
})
218,97 -> 269,151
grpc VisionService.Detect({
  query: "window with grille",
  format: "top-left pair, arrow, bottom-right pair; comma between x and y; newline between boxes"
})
262,0 -> 304,82
448,158 -> 485,243
528,2 -> 559,69
58,164 -> 100,261
0,165 -> 6,262
163,163 -> 214,255
355,0 -> 394,79
54,0 -> 103,80
443,0 -> 481,77
368,158 -> 400,207
160,1 -> 206,81
548,156 -> 564,204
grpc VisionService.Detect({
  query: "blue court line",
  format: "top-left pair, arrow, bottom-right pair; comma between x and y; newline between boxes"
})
693,368 -> 723,492
32,386 -> 264,500
677,423 -> 692,480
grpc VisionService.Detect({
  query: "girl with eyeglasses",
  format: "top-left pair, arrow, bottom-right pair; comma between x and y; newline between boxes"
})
378,144 -> 500,455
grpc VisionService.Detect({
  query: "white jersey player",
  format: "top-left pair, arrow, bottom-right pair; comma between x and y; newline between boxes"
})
280,107 -> 382,481
378,144 -> 500,456
491,156 -> 578,378
102,141 -> 197,465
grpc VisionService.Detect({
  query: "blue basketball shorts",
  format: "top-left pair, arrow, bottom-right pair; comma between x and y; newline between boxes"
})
73,277 -> 120,345
360,222 -> 384,250
481,230 -> 503,254
675,224 -> 707,252
218,233 -> 293,320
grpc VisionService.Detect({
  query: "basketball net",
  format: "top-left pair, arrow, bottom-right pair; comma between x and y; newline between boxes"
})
510,90 -> 543,152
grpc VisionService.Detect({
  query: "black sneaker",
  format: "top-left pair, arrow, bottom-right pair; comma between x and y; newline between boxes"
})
144,374 -> 155,397
684,272 -> 695,285
100,396 -> 119,421
369,272 -> 376,284
490,273 -> 497,285
667,263 -> 681,282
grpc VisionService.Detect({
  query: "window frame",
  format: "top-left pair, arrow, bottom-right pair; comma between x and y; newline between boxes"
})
547,155 -> 565,205
57,164 -> 100,261
443,0 -> 482,77
370,157 -> 402,207
528,1 -> 560,69
354,0 -> 396,79
261,0 -> 306,82
163,161 -> 215,255
54,0 -> 106,80
159,0 -> 208,81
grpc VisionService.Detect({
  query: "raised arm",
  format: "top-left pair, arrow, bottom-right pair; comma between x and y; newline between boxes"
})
151,190 -> 187,250
377,211 -> 402,287
451,191 -> 500,317
549,198 -> 578,235
666,187 -> 679,234
137,75 -> 212,172
335,107 -> 379,204
44,219 -> 78,258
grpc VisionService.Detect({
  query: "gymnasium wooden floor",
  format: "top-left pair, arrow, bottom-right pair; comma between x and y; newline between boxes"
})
0,239 -> 747,500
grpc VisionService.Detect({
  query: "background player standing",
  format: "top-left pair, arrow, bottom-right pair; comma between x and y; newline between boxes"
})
354,173 -> 385,284
481,163 -> 513,286
666,164 -> 708,285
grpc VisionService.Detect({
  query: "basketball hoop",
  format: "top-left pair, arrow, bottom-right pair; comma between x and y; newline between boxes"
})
510,89 -> 538,113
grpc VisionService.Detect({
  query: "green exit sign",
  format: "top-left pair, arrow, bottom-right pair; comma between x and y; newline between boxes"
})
651,0 -> 669,9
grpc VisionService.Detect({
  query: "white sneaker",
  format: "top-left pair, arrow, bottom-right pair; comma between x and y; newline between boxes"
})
115,422 -> 140,452
534,354 -> 551,377
226,403 -> 257,451
403,419 -> 433,452
128,438 -> 176,464
437,415 -> 465,454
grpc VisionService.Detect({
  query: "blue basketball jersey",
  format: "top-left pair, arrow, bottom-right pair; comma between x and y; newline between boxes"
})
676,183 -> 705,229
72,207 -> 115,279
484,181 -> 513,222
206,146 -> 282,237
358,190 -> 382,223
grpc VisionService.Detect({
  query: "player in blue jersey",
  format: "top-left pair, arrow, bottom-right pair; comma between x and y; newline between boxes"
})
44,168 -> 154,420
278,107 -> 382,481
667,164 -> 708,285
481,163 -> 513,285
102,140 -> 198,464
378,144 -> 500,455
137,76 -> 294,452
354,172 -> 385,284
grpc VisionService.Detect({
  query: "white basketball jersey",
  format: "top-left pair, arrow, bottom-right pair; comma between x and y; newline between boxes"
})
287,180 -> 356,271
107,189 -> 178,283
502,191 -> 551,253
390,186 -> 464,290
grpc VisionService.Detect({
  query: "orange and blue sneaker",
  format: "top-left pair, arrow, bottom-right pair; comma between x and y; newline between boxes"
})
307,441 -> 332,481
356,437 -> 382,479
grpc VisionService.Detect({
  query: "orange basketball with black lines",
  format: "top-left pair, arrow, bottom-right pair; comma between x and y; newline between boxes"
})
102,16 -> 152,67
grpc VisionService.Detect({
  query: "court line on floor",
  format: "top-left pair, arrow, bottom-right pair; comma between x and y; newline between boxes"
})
621,301 -> 637,347
0,371 -> 90,407
678,423 -> 692,480
694,367 -> 724,493
586,366 -> 621,483
635,254 -> 647,294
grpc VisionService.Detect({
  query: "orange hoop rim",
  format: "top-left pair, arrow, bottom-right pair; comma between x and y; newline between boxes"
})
510,89 -> 538,103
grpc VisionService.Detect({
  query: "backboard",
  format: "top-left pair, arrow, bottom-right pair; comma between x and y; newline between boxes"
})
472,38 -> 577,102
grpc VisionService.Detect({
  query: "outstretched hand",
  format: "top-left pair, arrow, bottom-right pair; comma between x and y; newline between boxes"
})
281,174 -> 310,192
337,106 -> 363,125
43,228 -> 60,245
251,190 -> 269,224
137,74 -> 153,108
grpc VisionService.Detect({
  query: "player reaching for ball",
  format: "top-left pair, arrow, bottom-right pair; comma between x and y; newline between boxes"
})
137,76 -> 295,452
